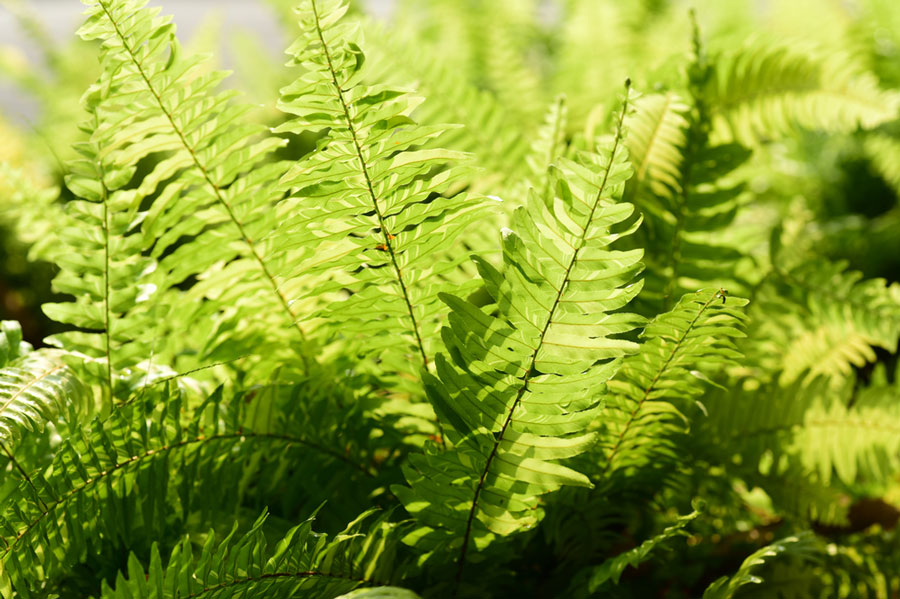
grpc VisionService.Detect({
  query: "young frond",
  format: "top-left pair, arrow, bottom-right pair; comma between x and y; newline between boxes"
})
276,0 -> 482,386
596,289 -> 748,482
100,511 -> 403,599
394,90 -> 644,587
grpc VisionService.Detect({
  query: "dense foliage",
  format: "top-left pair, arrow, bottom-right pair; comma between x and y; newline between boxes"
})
1,0 -> 900,596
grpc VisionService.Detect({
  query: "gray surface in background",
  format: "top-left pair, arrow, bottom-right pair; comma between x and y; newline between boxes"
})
0,0 -> 395,124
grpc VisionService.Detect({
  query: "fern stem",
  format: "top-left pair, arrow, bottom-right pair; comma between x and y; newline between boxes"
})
0,441 -> 49,511
309,0 -> 430,370
453,85 -> 633,593
598,290 -> 721,478
95,0 -> 311,374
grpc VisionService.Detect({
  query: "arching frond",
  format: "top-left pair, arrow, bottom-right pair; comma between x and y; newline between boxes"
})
276,0 -> 482,388
100,511 -> 403,599
702,533 -> 820,599
395,90 -> 644,587
573,508 -> 700,594
708,40 -> 900,144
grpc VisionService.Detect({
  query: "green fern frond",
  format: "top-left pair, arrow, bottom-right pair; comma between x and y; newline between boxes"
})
708,39 -> 900,144
702,533 -> 820,599
623,92 -> 690,226
622,45 -> 753,312
394,90 -> 644,586
597,289 -> 748,482
276,0 -> 482,385
574,508 -> 700,594
705,376 -> 900,488
0,350 -> 87,449
100,511 -> 404,599
45,0 -> 311,386
0,380 -> 391,596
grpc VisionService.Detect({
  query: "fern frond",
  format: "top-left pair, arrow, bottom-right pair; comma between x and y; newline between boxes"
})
622,49 -> 753,313
708,39 -> 900,144
705,376 -> 900,488
702,533 -> 820,599
46,0 -> 311,386
597,289 -> 748,481
573,508 -> 700,594
0,380 -> 391,596
394,90 -> 644,586
276,0 -> 482,386
100,511 -> 404,599
0,350 -> 87,449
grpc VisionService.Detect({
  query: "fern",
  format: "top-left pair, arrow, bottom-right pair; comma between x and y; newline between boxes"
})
276,0 -> 481,388
0,381 -> 393,596
702,534 -> 820,599
45,0 -> 311,390
394,88 -> 643,589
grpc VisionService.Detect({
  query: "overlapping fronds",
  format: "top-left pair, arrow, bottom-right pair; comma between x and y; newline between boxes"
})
276,0 -> 482,386
0,380 -> 392,597
596,289 -> 748,482
707,40 -> 900,144
704,376 -> 900,488
748,258 -> 900,385
100,511 -> 403,599
620,43 -> 753,313
45,0 -> 310,387
394,90 -> 644,585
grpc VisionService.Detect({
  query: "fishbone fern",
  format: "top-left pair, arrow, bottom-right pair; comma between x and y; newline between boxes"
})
2,0 -> 900,597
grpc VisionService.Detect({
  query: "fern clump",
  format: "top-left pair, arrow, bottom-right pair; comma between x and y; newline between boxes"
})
0,0 -> 899,597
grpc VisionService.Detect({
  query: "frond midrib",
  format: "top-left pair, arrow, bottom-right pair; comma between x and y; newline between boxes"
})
453,92 -> 632,590
309,0 -> 429,369
180,569 -> 381,599
598,291 -> 720,478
